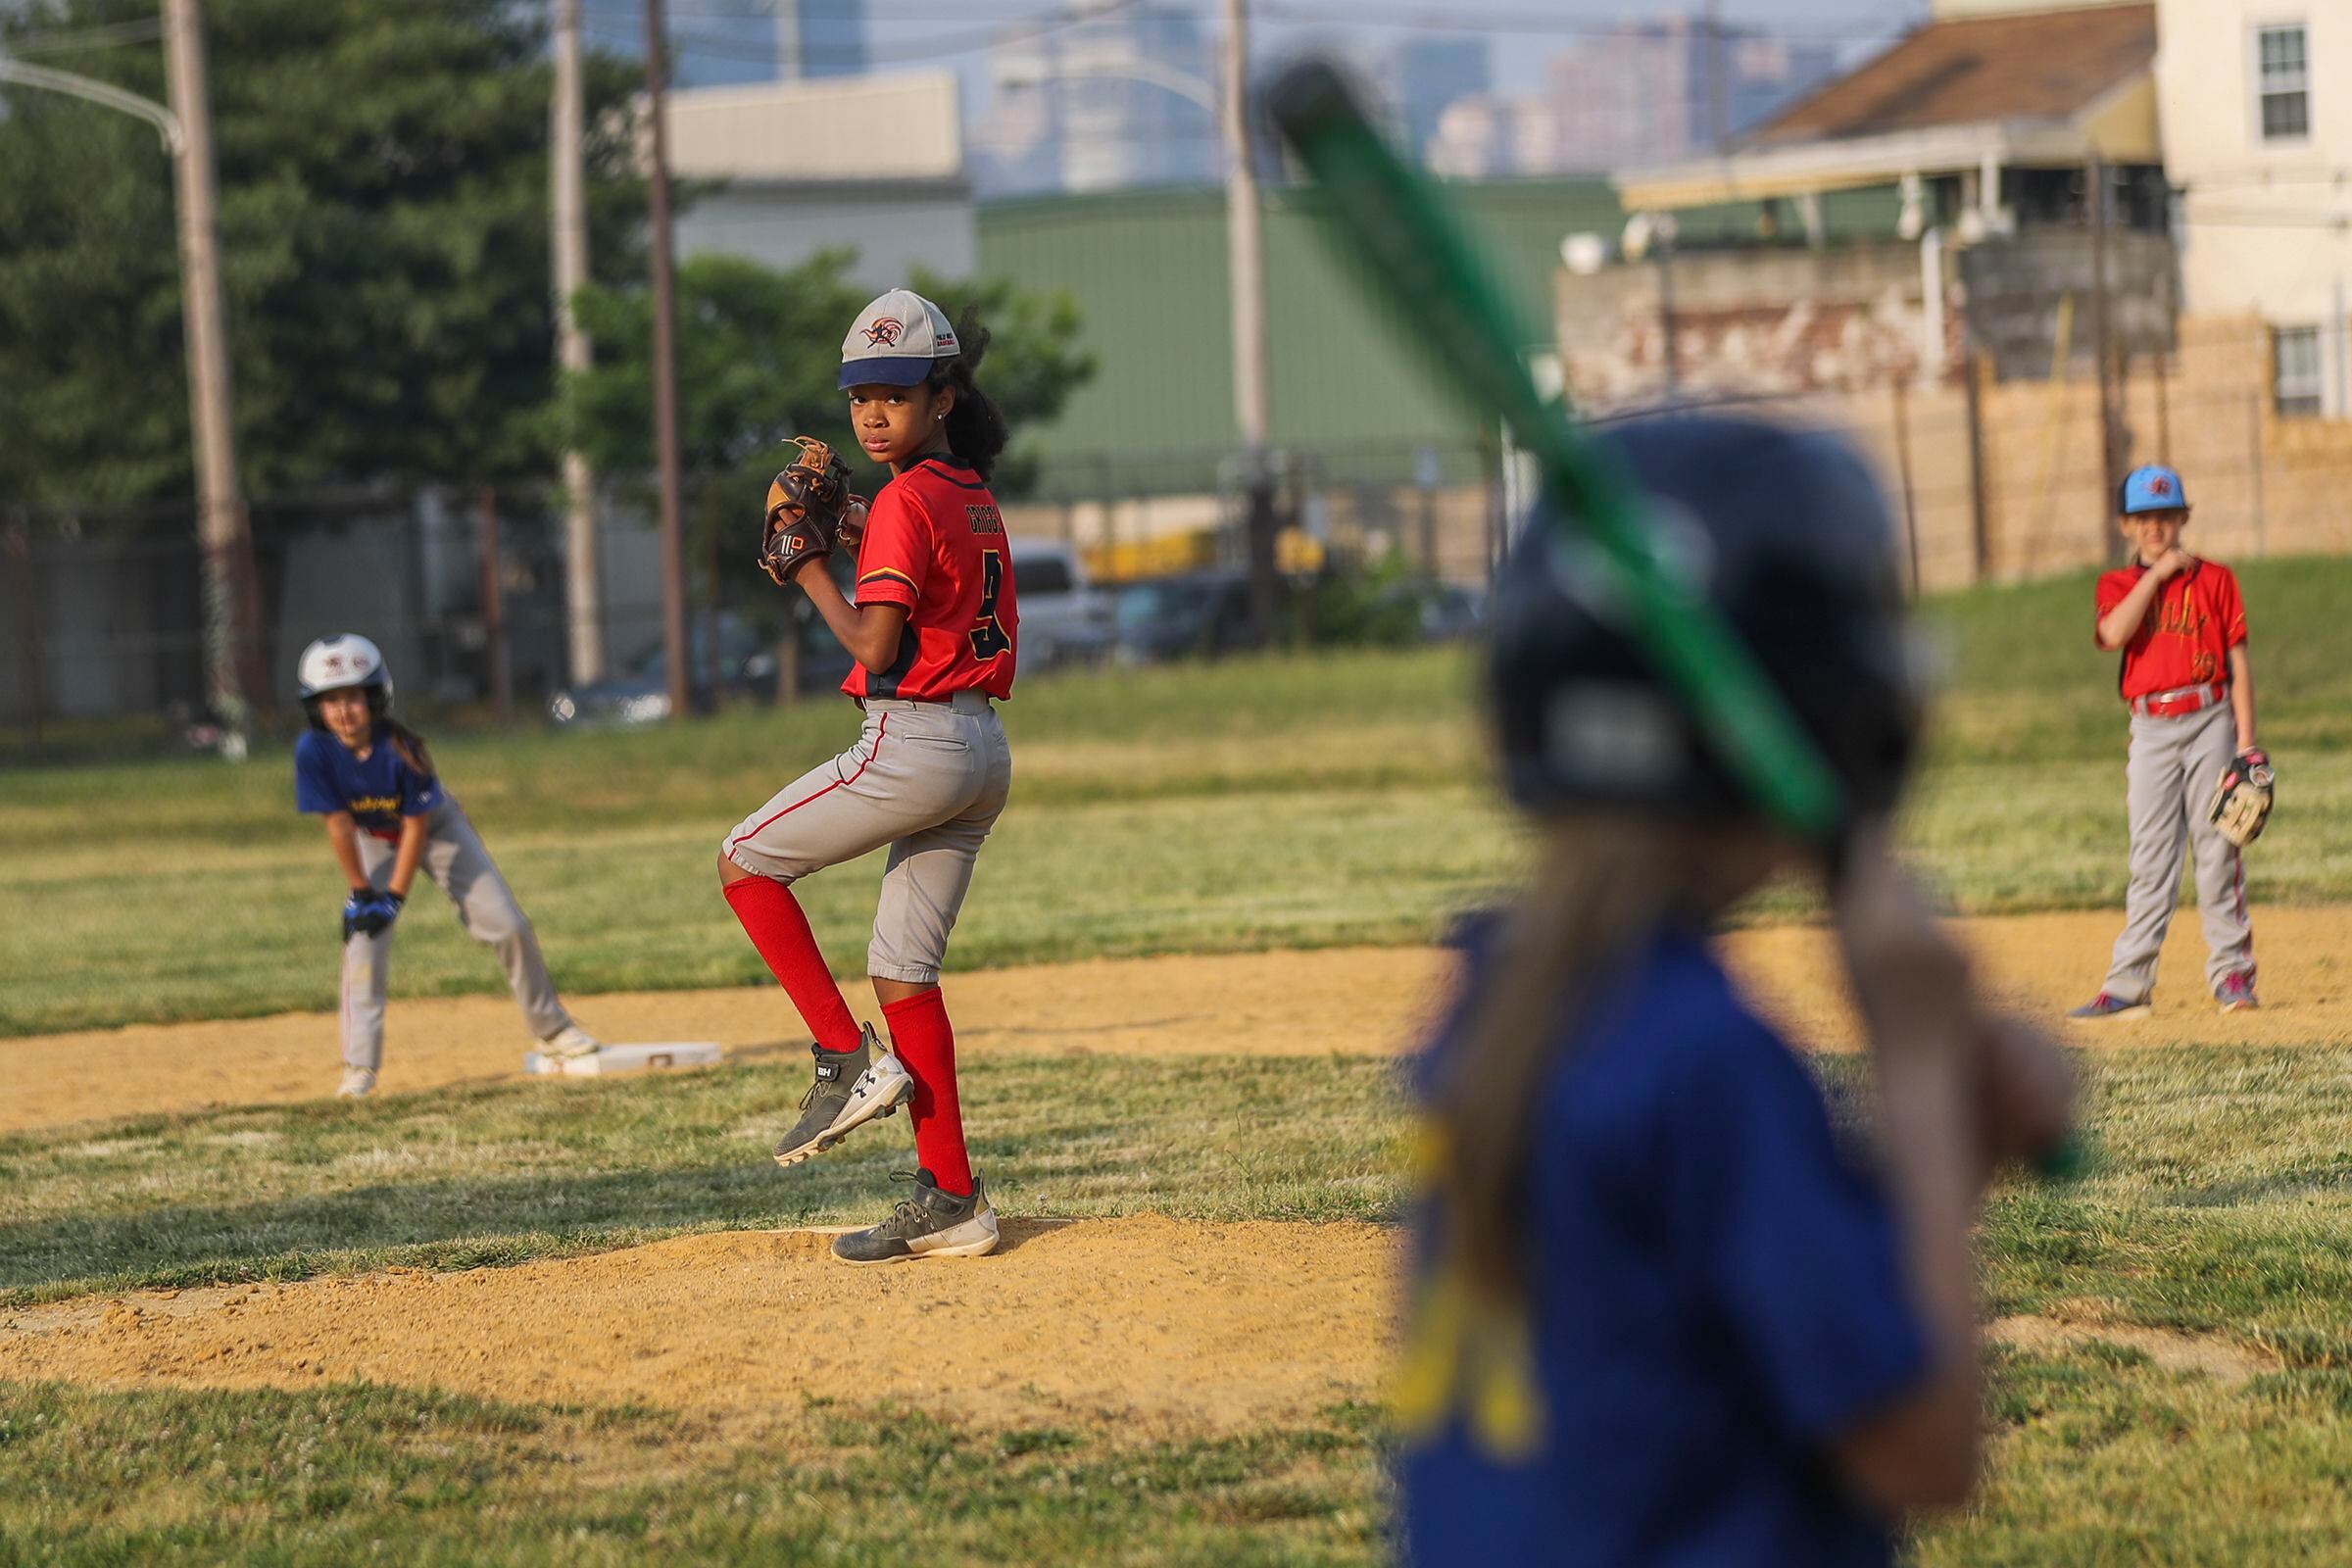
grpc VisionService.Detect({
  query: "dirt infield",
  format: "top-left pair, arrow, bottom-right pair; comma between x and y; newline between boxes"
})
0,1219 -> 1396,1446
7,907 -> 2350,1139
5,908 -> 2351,1447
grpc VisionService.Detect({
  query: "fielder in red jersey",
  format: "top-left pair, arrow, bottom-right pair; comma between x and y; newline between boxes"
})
716,287 -> 1021,1265
2069,464 -> 2262,1023
2093,553 -> 2246,702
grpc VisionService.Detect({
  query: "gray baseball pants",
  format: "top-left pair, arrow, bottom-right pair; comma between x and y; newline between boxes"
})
343,799 -> 572,1071
721,692 -> 1012,985
2100,700 -> 2254,1002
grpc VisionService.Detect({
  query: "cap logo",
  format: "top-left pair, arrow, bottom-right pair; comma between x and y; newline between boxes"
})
861,318 -> 904,348
2150,475 -> 2172,497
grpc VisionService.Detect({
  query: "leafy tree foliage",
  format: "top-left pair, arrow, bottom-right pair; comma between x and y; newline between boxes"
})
562,251 -> 1095,503
0,0 -> 644,514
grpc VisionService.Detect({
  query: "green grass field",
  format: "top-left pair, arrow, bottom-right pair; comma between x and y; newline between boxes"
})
7,557 -> 2352,1039
11,1048 -> 2352,1562
8,557 -> 2352,1562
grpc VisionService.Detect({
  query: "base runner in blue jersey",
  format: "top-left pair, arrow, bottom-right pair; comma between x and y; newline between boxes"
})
1400,417 -> 2076,1566
293,635 -> 601,1099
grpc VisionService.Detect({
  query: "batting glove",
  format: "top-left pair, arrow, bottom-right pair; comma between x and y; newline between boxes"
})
342,888 -> 405,942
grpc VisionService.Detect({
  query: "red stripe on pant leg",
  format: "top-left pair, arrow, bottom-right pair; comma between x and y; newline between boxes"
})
727,714 -> 889,854
723,877 -> 861,1054
883,989 -> 971,1196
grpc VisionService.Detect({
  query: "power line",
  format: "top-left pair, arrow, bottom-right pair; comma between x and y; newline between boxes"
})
1258,2 -> 1913,44
0,17 -> 166,56
583,0 -> 1145,66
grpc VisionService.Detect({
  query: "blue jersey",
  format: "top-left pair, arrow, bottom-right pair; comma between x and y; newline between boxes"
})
1402,923 -> 1927,1568
293,727 -> 441,838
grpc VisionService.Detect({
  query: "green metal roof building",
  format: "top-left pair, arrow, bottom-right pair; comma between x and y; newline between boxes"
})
974,178 -> 1899,500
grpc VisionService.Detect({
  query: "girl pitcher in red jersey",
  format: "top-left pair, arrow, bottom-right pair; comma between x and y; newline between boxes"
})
718,289 -> 1018,1264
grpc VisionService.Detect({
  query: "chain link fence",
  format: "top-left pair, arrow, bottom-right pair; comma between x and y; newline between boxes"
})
9,327 -> 2350,750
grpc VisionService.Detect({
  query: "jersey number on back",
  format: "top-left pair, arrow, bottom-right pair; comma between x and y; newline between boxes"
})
968,550 -> 1011,661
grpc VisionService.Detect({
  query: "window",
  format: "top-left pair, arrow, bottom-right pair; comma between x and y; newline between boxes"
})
2274,325 -> 2324,417
2256,24 -> 2310,142
1020,557 -> 1075,595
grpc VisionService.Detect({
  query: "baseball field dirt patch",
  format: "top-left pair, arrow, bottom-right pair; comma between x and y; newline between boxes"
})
0,1218 -> 1395,1448
7,907 -> 2350,1138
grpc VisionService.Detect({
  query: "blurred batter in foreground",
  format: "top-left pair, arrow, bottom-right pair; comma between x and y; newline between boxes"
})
1398,416 -> 2076,1566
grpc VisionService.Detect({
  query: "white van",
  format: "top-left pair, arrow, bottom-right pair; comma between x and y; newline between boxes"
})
1008,537 -> 1113,670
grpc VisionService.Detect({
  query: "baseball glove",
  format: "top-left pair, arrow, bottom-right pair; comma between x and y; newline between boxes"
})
2207,748 -> 2276,848
759,436 -> 855,587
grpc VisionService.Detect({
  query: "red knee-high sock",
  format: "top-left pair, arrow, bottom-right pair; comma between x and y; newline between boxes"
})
883,989 -> 972,1196
722,877 -> 860,1054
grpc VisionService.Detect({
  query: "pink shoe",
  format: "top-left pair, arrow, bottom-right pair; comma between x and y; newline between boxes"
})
2217,973 -> 2260,1012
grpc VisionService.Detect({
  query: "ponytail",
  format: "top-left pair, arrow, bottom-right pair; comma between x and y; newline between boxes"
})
382,718 -> 434,780
1438,815 -> 1718,1302
927,310 -> 1009,483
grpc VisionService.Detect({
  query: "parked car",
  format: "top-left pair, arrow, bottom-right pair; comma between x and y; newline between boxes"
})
1416,581 -> 1486,641
1111,571 -> 1259,663
1008,536 -> 1113,670
546,609 -> 851,727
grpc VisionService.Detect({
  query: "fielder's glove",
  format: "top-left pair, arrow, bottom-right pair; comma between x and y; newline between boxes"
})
342,888 -> 405,942
2207,748 -> 2276,848
759,436 -> 857,587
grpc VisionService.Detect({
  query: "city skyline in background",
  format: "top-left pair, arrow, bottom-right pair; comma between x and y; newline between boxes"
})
587,0 -> 1932,196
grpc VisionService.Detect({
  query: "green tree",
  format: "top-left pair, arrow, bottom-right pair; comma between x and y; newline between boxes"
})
562,250 -> 1094,501
0,0 -> 645,515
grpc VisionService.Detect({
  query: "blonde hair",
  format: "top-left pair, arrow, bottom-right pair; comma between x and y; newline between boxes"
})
1435,813 -> 1776,1300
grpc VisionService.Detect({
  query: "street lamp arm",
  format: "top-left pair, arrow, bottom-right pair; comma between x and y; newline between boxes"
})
0,56 -> 185,154
1012,57 -> 1216,115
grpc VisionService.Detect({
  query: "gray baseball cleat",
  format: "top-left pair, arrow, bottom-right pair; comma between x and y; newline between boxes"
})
771,1024 -> 912,1168
2066,992 -> 2150,1022
336,1065 -> 377,1100
832,1167 -> 1000,1265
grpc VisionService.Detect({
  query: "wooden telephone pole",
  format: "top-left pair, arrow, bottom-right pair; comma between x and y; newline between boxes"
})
641,0 -> 690,719
163,0 -> 264,749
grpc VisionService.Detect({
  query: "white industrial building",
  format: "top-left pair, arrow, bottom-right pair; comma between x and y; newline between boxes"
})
662,72 -> 976,285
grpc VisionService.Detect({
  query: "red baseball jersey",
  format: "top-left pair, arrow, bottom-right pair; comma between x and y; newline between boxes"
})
844,454 -> 1019,702
2094,557 -> 2247,701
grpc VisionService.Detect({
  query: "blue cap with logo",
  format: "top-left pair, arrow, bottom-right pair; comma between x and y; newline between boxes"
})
2119,464 -> 2190,514
838,288 -> 959,390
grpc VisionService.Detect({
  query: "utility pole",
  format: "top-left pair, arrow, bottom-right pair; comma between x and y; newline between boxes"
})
1222,0 -> 1277,646
1703,0 -> 1729,153
2086,156 -> 2125,562
162,0 -> 263,753
552,0 -> 605,684
642,0 -> 691,719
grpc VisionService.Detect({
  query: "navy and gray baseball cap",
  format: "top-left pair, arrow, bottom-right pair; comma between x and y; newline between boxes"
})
2119,464 -> 2190,514
839,288 -> 959,389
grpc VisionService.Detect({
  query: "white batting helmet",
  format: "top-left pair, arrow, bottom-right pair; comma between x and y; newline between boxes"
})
297,634 -> 395,713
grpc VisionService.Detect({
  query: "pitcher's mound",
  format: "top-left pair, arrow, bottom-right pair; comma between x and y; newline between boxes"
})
0,1218 -> 1396,1445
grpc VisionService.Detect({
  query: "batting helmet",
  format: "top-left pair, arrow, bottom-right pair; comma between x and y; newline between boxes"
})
297,634 -> 394,730
1488,415 -> 1921,832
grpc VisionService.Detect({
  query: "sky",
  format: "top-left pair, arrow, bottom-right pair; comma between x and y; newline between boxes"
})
849,0 -> 1937,107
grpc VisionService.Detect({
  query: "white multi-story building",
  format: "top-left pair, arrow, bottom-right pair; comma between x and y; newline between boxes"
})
975,0 -> 1217,197
2158,1 -> 2348,415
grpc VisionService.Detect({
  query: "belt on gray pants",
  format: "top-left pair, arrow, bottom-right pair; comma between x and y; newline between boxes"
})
2130,680 -> 2227,718
858,691 -> 995,714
